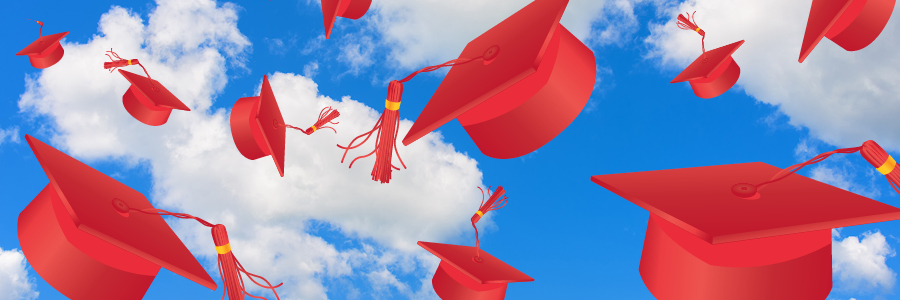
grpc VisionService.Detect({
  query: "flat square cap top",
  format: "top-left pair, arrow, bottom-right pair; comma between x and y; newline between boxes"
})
25,135 -> 216,289
119,69 -> 191,111
800,0 -> 854,63
17,32 -> 69,56
402,0 -> 569,146
591,162 -> 900,244
671,40 -> 744,83
257,75 -> 286,176
418,241 -> 534,284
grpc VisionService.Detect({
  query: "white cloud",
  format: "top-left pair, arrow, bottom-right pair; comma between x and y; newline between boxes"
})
833,230 -> 897,292
17,0 -> 485,299
304,61 -> 320,78
644,0 -> 900,151
0,248 -> 39,300
326,0 -> 632,72
0,126 -> 19,146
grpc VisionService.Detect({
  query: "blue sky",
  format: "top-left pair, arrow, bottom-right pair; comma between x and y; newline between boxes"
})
1,0 -> 899,300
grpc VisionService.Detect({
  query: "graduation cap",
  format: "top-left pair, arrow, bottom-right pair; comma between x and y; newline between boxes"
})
103,49 -> 191,126
231,75 -> 340,177
19,135 -> 282,300
338,0 -> 596,183
16,21 -> 69,69
321,0 -> 372,39
799,0 -> 895,63
418,186 -> 529,300
590,144 -> 900,299
671,12 -> 744,99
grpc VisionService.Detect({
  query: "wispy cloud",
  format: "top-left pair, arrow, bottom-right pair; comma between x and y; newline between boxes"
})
0,247 -> 39,300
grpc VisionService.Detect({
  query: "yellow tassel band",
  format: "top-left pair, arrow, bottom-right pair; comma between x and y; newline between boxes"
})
877,156 -> 897,175
311,125 -> 318,132
695,28 -> 701,33
128,59 -> 133,65
216,243 -> 231,254
475,211 -> 484,217
385,100 -> 401,111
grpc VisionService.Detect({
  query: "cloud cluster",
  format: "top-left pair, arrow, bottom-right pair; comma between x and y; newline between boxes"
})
833,230 -> 897,292
17,0 -> 485,299
0,248 -> 38,300
325,0 -> 635,72
644,0 -> 900,151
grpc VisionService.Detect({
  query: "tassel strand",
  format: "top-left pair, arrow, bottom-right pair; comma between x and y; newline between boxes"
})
471,186 -> 508,258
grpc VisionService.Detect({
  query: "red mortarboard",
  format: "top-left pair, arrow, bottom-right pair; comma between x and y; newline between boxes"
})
231,75 -> 286,177
231,75 -> 341,177
670,40 -> 744,99
591,162 -> 900,300
419,241 -> 533,300
18,135 -> 216,299
799,0 -> 895,63
401,0 -> 596,159
16,21 -> 69,69
321,0 -> 372,39
118,69 -> 191,126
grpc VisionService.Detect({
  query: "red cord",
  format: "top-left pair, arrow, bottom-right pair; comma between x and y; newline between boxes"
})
104,48 -> 158,91
471,186 -> 508,258
282,106 -> 340,135
337,56 -> 485,183
677,11 -> 706,53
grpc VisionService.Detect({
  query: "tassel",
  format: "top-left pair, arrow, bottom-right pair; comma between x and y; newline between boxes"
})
677,11 -> 706,53
131,208 -> 283,300
104,48 -> 158,91
338,81 -> 405,184
732,140 -> 900,197
282,106 -> 341,135
27,20 -> 43,38
471,186 -> 508,259
337,56 -> 486,183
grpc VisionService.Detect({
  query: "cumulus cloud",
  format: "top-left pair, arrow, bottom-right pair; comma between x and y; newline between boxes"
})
645,0 -> 900,151
17,0 -> 486,299
0,248 -> 39,300
833,230 -> 897,292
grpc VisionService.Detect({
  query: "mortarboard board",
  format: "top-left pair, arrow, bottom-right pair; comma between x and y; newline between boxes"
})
401,0 -> 596,159
231,75 -> 341,177
591,162 -> 900,300
118,69 -> 191,126
799,0 -> 895,63
321,0 -> 372,39
18,135 -> 216,299
16,21 -> 69,69
419,241 -> 533,300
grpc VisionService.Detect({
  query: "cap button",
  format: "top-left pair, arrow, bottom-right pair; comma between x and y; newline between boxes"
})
112,198 -> 130,217
731,183 -> 760,200
472,256 -> 484,263
273,119 -> 280,129
483,45 -> 500,65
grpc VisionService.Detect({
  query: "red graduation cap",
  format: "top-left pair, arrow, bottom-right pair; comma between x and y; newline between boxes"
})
418,186 -> 529,300
799,0 -> 895,63
16,21 -> 69,69
321,0 -> 371,39
231,75 -> 340,177
19,135 -> 282,300
401,0 -> 595,159
19,135 -> 216,299
104,50 -> 191,126
671,12 -> 743,99
591,159 -> 900,300
338,0 -> 595,184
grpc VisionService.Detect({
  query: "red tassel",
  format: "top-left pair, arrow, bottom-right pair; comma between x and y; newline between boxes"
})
732,140 -> 900,198
131,209 -> 283,300
104,48 -> 158,91
337,56 -> 487,183
471,186 -> 508,259
283,106 -> 341,135
677,11 -> 706,53
338,81 -> 405,184
27,19 -> 43,38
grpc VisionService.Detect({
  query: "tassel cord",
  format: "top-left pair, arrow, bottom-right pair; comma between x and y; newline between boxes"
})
105,48 -> 158,91
677,11 -> 706,53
